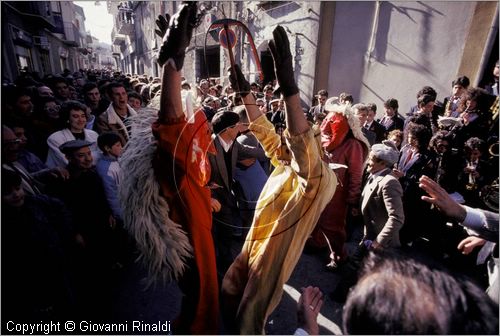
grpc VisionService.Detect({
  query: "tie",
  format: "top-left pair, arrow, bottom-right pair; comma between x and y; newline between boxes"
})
404,150 -> 414,166
364,123 -> 369,130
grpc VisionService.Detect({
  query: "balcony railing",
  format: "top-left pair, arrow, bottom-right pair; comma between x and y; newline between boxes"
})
111,27 -> 126,45
116,9 -> 134,35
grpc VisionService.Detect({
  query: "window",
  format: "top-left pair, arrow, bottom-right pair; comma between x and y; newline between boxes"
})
196,46 -> 220,79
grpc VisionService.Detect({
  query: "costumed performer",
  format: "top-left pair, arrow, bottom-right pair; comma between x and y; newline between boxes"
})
220,26 -> 338,334
119,2 -> 219,334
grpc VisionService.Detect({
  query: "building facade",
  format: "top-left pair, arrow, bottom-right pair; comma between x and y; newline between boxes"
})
107,1 -> 498,111
1,1 -> 92,83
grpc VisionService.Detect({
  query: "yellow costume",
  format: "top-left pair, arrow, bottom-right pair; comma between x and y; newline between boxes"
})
222,115 -> 337,334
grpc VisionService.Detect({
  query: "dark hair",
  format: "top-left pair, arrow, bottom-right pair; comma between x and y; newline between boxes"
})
464,87 -> 493,113
2,168 -> 22,195
417,86 -> 437,100
3,85 -> 32,106
429,130 -> 451,150
384,98 -> 399,110
317,89 -> 328,97
263,84 -> 274,93
50,76 -> 68,88
367,103 -> 377,113
106,82 -> 126,97
408,123 -> 431,151
127,91 -> 142,102
417,93 -> 436,107
59,100 -> 88,124
452,75 -> 470,88
250,82 -> 261,91
339,92 -> 353,103
343,249 -> 499,335
464,137 -> 485,152
82,82 -> 98,94
97,131 -> 122,152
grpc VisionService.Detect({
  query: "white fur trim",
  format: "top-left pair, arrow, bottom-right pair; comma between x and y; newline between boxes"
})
119,107 -> 192,287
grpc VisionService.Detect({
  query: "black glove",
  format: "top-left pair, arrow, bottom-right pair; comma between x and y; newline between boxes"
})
268,25 -> 299,97
154,14 -> 170,39
227,64 -> 251,98
155,2 -> 198,70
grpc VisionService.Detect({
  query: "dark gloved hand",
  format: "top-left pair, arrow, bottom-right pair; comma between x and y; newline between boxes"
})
227,64 -> 251,98
268,25 -> 299,97
155,2 -> 198,70
154,14 -> 170,39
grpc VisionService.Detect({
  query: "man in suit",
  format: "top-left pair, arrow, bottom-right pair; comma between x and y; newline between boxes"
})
365,103 -> 386,143
378,98 -> 405,137
360,140 -> 404,249
307,89 -> 328,124
353,103 -> 376,146
209,111 -> 266,275
332,140 -> 404,301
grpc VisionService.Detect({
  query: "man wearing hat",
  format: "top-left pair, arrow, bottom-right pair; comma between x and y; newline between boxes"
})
209,110 -> 267,274
59,139 -> 95,171
331,140 -> 404,301
56,139 -> 114,315
360,139 -> 404,249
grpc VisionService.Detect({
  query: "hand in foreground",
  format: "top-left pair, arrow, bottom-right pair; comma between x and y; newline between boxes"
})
457,236 -> 486,255
50,167 -> 70,180
419,175 -> 466,221
227,64 -> 251,98
155,2 -> 198,69
268,26 -> 299,97
210,198 -> 221,213
297,286 -> 323,335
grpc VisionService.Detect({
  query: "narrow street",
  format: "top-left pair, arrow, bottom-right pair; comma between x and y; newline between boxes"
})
109,229 -> 363,335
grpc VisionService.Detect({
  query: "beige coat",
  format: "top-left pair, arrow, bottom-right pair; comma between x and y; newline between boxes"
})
361,168 -> 404,247
94,103 -> 136,144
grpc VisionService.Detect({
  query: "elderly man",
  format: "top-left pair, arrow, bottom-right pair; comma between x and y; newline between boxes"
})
332,139 -> 404,301
360,139 -> 404,249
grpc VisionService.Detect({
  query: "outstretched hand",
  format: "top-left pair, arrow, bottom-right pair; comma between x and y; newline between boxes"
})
419,175 -> 467,221
268,26 -> 299,97
156,2 -> 198,70
227,64 -> 251,98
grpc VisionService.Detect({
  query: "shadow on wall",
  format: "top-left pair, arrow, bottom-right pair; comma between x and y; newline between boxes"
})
372,2 -> 444,69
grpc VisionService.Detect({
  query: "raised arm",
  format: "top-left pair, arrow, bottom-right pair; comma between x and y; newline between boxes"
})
227,64 -> 262,122
268,26 -> 308,136
155,2 -> 198,122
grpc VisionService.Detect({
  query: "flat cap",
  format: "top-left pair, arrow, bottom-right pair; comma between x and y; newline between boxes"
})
371,140 -> 399,166
211,111 -> 239,135
59,139 -> 94,154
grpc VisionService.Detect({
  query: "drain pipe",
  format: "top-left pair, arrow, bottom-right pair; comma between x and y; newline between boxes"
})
366,0 -> 381,63
475,6 -> 499,86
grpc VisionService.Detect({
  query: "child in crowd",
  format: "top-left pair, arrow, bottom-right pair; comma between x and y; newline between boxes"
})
96,132 -> 123,222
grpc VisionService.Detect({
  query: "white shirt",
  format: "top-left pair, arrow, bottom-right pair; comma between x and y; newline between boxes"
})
217,135 -> 234,152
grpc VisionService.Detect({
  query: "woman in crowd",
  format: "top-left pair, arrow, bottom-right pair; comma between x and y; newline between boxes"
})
393,123 -> 436,245
45,100 -> 100,168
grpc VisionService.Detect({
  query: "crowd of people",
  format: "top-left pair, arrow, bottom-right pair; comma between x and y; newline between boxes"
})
2,2 -> 499,334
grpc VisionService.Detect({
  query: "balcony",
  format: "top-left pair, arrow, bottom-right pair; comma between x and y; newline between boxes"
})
116,8 -> 134,35
4,2 -> 55,29
111,27 -> 126,45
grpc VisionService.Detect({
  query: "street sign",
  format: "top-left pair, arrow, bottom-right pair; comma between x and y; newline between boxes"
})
218,28 -> 237,49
